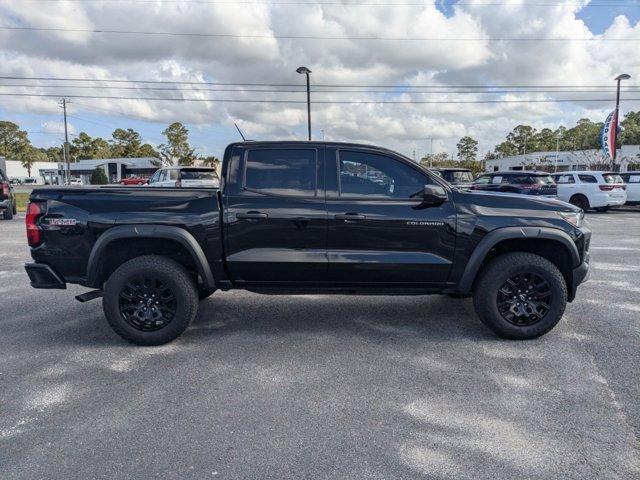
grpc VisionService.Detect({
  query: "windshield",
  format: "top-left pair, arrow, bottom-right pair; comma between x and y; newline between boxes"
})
603,173 -> 624,184
448,171 -> 473,183
180,170 -> 217,181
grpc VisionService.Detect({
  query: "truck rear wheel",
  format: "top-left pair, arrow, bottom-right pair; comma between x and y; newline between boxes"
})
102,255 -> 198,345
473,252 -> 567,340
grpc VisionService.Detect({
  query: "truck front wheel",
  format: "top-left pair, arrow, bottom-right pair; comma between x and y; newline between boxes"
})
473,252 -> 567,339
102,255 -> 199,345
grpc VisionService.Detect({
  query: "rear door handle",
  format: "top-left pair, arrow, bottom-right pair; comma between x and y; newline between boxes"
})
236,211 -> 268,219
335,213 -> 366,221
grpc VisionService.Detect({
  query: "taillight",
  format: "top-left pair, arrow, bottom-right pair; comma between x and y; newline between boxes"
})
599,185 -> 614,191
1,182 -> 8,197
26,202 -> 44,247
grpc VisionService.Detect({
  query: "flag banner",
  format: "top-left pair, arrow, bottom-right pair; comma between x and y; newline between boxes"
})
601,110 -> 618,159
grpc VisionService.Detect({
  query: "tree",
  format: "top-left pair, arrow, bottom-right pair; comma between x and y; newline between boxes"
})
90,167 -> 109,185
71,132 -> 111,159
159,122 -> 197,166
620,111 -> 640,145
19,147 -> 49,177
138,143 -> 160,159
0,121 -> 31,159
494,141 -> 518,158
456,136 -> 478,161
506,125 -> 537,154
110,128 -> 142,157
201,155 -> 220,169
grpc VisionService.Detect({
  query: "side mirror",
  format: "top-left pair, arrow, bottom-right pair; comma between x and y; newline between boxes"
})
422,185 -> 448,206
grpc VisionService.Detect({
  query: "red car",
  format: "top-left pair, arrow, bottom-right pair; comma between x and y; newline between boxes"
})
120,176 -> 148,185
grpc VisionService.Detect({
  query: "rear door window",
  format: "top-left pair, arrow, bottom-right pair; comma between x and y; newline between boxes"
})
244,149 -> 316,196
578,174 -> 597,183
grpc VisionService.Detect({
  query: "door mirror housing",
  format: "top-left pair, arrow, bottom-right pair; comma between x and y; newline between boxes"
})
422,185 -> 448,206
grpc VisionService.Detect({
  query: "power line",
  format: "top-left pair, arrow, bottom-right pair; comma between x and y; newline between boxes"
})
2,76 -> 639,89
1,26 -> 637,41
1,92 -> 638,104
2,83 -> 639,94
18,0 -> 640,6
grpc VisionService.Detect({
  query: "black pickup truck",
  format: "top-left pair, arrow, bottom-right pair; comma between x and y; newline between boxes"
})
25,141 -> 590,345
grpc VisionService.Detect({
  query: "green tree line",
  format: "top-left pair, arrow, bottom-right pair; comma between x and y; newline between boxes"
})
0,120 -> 220,176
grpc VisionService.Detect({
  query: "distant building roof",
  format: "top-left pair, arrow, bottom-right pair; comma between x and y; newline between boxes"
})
59,157 -> 160,170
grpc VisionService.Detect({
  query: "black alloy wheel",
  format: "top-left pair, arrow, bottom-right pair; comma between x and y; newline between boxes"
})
496,273 -> 551,326
119,277 -> 177,331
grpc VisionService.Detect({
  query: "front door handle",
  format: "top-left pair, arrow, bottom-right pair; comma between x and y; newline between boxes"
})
335,213 -> 366,221
236,211 -> 268,219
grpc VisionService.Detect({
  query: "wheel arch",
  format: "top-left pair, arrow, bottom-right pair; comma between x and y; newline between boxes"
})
85,225 -> 215,290
456,227 -> 580,296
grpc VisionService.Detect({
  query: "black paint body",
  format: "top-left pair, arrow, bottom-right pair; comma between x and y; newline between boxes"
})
26,141 -> 591,300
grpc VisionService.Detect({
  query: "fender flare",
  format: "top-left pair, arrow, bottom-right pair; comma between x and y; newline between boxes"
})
85,224 -> 215,290
456,226 -> 580,294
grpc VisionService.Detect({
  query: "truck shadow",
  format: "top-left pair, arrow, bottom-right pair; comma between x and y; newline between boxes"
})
190,292 -> 492,343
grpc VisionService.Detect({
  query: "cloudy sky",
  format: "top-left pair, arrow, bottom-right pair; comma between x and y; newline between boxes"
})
1,0 -> 639,160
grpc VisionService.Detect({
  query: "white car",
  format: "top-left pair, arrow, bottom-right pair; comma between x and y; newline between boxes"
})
620,171 -> 640,206
551,171 -> 627,212
69,178 -> 83,186
148,167 -> 219,188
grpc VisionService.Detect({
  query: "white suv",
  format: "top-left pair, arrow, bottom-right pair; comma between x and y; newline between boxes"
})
148,167 -> 219,188
551,171 -> 627,212
620,171 -> 640,206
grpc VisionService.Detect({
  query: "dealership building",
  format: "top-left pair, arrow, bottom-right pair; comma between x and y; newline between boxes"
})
0,157 -> 59,184
485,145 -> 640,172
56,157 -> 160,184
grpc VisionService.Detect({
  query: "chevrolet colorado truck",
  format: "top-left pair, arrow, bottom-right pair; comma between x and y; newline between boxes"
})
24,141 -> 591,345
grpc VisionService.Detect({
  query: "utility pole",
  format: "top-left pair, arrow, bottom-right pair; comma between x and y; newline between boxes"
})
429,138 -> 433,168
612,73 -> 631,171
555,132 -> 560,173
59,98 -> 71,184
296,67 -> 312,140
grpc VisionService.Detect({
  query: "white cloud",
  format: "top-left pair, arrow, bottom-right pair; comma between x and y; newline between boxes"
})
0,0 -> 639,157
41,120 -> 76,136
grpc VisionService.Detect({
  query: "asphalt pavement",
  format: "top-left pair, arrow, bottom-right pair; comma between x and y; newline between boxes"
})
1,211 -> 638,479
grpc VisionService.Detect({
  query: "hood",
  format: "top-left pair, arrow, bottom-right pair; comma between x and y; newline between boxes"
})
459,189 -> 579,213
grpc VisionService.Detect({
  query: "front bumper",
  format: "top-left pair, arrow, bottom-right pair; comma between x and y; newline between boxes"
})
24,263 -> 66,289
0,199 -> 10,210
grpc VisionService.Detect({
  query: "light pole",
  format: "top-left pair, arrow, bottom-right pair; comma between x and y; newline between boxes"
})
612,73 -> 631,170
296,66 -> 312,140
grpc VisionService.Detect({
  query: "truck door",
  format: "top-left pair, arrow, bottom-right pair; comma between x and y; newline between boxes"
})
324,147 -> 456,287
222,146 -> 328,286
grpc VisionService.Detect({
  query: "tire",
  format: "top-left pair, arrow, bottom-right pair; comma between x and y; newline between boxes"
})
569,194 -> 590,211
473,252 -> 567,340
3,206 -> 13,220
12,200 -> 17,215
102,255 -> 198,345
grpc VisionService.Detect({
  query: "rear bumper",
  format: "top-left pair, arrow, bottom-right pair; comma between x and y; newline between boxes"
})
24,263 -> 67,289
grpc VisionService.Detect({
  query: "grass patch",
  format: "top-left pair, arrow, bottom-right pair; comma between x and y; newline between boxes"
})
14,192 -> 29,213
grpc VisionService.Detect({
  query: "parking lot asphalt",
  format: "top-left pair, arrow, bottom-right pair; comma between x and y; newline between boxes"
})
1,211 -> 639,480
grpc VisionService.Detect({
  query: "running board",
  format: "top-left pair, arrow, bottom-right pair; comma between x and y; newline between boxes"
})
75,290 -> 103,303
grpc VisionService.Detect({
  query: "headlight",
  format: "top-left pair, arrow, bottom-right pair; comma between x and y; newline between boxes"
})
557,211 -> 584,228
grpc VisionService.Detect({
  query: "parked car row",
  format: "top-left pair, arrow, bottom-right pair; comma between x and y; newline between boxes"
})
1,168 -> 17,220
431,167 -> 639,212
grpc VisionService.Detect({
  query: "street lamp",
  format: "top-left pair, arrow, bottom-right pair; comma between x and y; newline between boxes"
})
612,73 -> 631,169
296,66 -> 312,140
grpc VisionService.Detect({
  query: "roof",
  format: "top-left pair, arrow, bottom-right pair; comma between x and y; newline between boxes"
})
558,170 -> 616,175
226,140 -> 407,159
430,167 -> 472,172
480,170 -> 552,175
